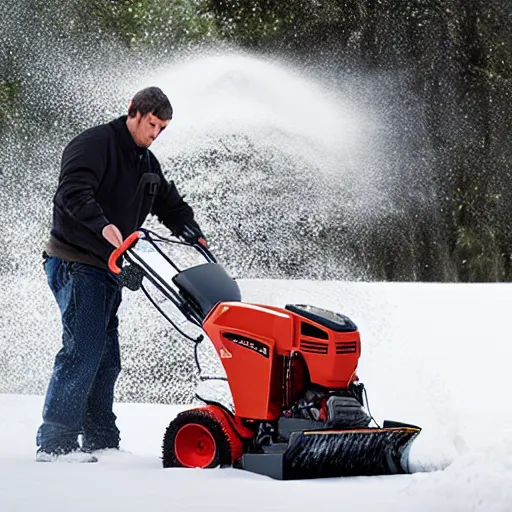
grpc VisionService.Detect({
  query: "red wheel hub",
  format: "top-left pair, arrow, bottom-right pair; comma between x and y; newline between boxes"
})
174,423 -> 216,468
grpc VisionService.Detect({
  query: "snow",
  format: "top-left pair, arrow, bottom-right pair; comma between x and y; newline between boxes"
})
1,280 -> 512,511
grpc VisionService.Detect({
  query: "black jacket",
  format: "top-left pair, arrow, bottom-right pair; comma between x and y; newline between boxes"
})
51,115 -> 200,263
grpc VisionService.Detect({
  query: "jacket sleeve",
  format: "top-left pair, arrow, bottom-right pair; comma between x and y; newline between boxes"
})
150,156 -> 202,237
54,129 -> 111,236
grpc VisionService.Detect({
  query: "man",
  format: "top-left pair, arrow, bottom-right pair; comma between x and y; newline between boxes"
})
37,87 -> 205,462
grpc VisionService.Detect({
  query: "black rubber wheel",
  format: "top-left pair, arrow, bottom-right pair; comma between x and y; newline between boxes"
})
162,409 -> 232,468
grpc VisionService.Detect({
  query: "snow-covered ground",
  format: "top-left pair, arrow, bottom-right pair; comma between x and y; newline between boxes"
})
1,280 -> 512,511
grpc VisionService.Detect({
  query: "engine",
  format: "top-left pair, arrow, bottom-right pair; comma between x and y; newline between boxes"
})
284,383 -> 372,429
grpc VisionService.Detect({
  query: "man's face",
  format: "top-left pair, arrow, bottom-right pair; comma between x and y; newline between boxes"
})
131,112 -> 169,148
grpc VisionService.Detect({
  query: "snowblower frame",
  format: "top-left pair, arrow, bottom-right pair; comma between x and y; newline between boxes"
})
109,229 -> 421,480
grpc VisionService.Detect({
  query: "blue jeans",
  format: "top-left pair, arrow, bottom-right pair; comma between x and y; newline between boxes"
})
37,256 -> 122,452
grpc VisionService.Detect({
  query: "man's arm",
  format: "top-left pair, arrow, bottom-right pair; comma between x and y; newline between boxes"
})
150,157 -> 205,243
54,129 -> 121,248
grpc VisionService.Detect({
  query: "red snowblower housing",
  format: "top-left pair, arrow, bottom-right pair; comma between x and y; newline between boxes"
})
109,230 -> 421,480
203,302 -> 361,421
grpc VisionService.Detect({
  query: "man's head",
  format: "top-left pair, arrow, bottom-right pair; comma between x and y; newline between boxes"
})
126,86 -> 173,148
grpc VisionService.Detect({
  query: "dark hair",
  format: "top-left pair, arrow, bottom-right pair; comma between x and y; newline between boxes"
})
128,86 -> 173,120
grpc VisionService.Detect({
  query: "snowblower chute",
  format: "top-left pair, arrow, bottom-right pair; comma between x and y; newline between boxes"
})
109,229 -> 421,480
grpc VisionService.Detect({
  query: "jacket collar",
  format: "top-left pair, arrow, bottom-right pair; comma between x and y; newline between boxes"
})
111,115 -> 147,156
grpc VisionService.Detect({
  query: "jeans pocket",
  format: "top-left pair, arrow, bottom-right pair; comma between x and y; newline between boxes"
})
46,257 -> 72,293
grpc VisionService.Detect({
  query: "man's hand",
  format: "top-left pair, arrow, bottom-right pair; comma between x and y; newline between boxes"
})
102,224 -> 123,248
181,223 -> 207,247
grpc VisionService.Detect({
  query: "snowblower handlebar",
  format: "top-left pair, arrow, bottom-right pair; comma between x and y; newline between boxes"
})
190,237 -> 217,264
108,231 -> 143,274
106,228 -> 220,329
108,229 -> 217,276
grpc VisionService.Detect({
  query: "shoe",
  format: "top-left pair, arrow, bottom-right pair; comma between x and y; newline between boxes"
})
82,442 -> 119,453
36,448 -> 98,463
87,447 -> 131,456
82,436 -> 119,453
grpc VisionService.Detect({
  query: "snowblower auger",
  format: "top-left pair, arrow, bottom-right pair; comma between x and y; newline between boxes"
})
109,229 -> 421,480
279,424 -> 420,479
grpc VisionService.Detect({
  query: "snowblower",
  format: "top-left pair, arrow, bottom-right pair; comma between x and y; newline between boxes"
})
109,229 -> 421,479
